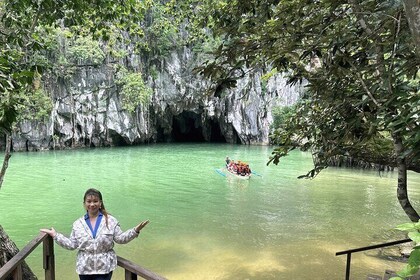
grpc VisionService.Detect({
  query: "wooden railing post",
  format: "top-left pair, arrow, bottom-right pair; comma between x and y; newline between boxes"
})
0,233 -> 45,280
125,269 -> 137,280
43,235 -> 55,280
12,264 -> 22,280
345,253 -> 351,280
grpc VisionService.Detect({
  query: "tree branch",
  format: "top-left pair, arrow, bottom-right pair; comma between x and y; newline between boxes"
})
0,130 -> 12,191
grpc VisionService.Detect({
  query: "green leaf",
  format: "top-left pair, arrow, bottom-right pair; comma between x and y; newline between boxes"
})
408,249 -> 420,267
408,232 -> 420,244
397,263 -> 419,278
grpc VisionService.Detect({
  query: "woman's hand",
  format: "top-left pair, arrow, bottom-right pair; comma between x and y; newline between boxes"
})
134,220 -> 149,233
40,227 -> 57,238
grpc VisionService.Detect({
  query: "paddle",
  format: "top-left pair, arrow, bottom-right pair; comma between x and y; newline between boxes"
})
251,170 -> 262,177
215,168 -> 226,177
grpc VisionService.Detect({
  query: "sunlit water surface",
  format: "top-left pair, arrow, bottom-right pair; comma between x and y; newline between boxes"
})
1,143 -> 420,279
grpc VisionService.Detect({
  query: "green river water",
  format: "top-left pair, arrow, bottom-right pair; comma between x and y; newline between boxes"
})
1,143 -> 420,280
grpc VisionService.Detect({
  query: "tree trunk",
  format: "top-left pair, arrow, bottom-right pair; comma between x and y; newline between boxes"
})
0,135 -> 37,278
394,133 -> 420,222
0,225 -> 38,280
0,132 -> 12,190
403,0 -> 420,57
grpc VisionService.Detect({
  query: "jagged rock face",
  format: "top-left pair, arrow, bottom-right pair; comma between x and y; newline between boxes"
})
10,48 -> 303,151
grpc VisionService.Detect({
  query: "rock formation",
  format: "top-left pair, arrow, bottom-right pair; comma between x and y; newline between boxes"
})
10,47 -> 304,152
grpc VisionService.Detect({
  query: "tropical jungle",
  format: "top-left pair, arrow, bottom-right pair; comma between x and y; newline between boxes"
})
0,0 -> 419,279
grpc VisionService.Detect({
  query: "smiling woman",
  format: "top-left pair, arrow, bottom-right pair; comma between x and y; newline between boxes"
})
40,188 -> 149,280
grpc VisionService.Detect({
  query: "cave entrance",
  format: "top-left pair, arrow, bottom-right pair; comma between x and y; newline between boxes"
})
209,119 -> 226,142
169,111 -> 228,143
108,129 -> 129,146
172,111 -> 205,142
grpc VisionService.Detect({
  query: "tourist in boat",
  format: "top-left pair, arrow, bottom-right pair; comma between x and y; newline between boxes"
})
41,188 -> 149,280
225,156 -> 231,166
244,164 -> 251,175
237,164 -> 243,175
235,161 -> 251,176
225,159 -> 252,177
228,161 -> 237,172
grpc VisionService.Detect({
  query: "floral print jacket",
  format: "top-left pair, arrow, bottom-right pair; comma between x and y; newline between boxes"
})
54,214 -> 139,275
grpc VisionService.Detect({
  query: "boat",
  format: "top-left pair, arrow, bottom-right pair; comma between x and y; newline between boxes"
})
225,158 -> 252,180
225,167 -> 251,180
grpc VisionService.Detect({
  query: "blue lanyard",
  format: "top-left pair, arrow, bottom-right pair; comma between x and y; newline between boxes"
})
85,212 -> 103,238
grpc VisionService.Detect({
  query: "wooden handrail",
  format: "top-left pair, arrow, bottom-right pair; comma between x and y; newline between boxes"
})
335,238 -> 412,280
0,232 -> 167,280
0,232 -> 51,280
117,256 -> 168,280
336,238 -> 411,256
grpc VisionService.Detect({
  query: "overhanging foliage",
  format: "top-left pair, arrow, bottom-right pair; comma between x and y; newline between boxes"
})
183,0 -> 419,176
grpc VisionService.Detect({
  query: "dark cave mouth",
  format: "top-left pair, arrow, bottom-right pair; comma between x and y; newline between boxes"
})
101,111 -> 239,145
167,111 -> 227,143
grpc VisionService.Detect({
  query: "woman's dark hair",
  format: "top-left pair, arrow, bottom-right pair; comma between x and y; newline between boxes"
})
84,188 -> 109,228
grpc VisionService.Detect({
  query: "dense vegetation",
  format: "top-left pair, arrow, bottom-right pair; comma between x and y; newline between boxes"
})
0,0 -> 177,188
181,0 -> 420,216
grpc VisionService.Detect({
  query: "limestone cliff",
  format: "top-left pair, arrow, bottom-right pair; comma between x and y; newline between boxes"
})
11,47 -> 304,151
